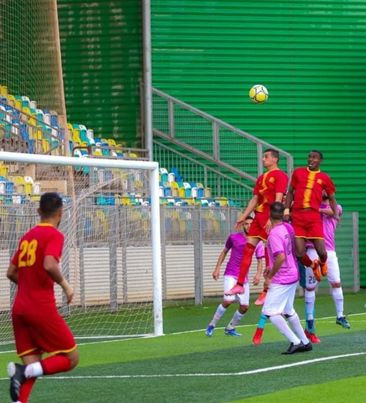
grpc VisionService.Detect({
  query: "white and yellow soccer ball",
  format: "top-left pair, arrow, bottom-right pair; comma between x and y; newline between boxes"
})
249,84 -> 269,104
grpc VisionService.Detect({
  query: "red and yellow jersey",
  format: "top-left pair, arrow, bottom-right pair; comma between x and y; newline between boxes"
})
291,167 -> 336,210
254,169 -> 288,214
11,223 -> 64,305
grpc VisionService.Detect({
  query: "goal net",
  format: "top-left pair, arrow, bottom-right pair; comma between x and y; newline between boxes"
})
0,152 -> 163,345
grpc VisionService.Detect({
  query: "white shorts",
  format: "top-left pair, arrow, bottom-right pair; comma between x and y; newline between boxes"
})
262,282 -> 297,316
305,249 -> 341,288
223,275 -> 250,306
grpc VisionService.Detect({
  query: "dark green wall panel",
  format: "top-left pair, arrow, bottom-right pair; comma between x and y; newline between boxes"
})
58,0 -> 142,146
151,0 -> 366,285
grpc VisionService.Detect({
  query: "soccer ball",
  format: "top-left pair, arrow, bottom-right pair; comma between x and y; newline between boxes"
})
249,84 -> 269,104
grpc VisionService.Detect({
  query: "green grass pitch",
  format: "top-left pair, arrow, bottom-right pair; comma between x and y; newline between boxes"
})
1,290 -> 365,402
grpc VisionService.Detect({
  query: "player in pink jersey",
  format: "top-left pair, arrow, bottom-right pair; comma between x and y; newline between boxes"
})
205,217 -> 265,337
261,202 -> 312,354
302,194 -> 350,344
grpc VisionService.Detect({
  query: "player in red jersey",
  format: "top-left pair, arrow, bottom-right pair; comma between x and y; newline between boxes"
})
284,150 -> 339,281
6,192 -> 79,403
227,149 -> 288,295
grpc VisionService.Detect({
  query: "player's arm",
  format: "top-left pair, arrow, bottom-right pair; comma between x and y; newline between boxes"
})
44,255 -> 74,304
235,195 -> 258,229
319,205 -> 334,216
7,262 -> 18,284
264,252 -> 285,287
253,257 -> 264,285
284,184 -> 294,219
212,248 -> 228,280
328,194 -> 340,221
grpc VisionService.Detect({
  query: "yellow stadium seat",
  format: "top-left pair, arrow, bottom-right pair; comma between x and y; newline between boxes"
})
42,139 -> 50,153
0,165 -> 8,177
0,85 -> 8,96
72,129 -> 81,143
107,139 -> 117,146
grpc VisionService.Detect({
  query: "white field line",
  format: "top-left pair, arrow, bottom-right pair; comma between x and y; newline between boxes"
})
0,351 -> 365,381
1,312 -> 365,355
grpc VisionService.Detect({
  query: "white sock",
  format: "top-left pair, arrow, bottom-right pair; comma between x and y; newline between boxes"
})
228,310 -> 244,328
270,314 -> 300,345
332,287 -> 344,318
25,361 -> 43,378
305,290 -> 315,320
209,304 -> 227,326
287,312 -> 309,344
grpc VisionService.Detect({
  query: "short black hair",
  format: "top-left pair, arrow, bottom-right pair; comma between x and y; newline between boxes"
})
310,149 -> 323,159
264,148 -> 280,161
39,192 -> 63,217
270,201 -> 284,220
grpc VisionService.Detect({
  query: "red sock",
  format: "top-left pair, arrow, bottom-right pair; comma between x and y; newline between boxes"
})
237,243 -> 256,285
19,378 -> 36,403
300,254 -> 313,267
41,355 -> 72,375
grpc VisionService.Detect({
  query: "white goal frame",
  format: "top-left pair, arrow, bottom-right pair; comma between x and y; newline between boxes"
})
0,151 -> 163,337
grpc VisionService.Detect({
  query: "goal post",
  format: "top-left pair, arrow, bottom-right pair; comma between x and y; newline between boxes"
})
0,151 -> 163,344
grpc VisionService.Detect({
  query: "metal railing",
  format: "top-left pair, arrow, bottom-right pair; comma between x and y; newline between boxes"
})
153,139 -> 252,204
152,87 -> 293,188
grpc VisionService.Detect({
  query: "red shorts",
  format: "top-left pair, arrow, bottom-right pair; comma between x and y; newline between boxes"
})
12,302 -> 76,357
248,212 -> 269,241
291,209 -> 324,239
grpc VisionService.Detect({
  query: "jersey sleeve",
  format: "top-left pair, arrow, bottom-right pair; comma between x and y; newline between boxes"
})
275,171 -> 289,194
255,241 -> 265,259
225,235 -> 233,251
324,175 -> 336,196
11,235 -> 27,266
268,231 -> 284,257
253,175 -> 262,196
290,168 -> 299,189
44,231 -> 64,261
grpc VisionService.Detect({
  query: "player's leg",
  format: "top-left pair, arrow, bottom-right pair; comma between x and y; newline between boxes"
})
225,282 -> 250,336
7,353 -> 40,403
8,312 -> 39,402
301,249 -> 321,343
40,349 -> 79,375
262,283 -> 304,354
206,276 -> 233,336
252,312 -> 268,345
327,251 -> 350,329
282,283 -> 311,349
15,312 -> 78,378
254,246 -> 269,305
312,238 -> 328,276
295,237 -> 321,282
9,348 -> 79,403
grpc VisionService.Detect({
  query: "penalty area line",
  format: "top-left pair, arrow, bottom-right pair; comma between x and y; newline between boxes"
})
0,351 -> 365,381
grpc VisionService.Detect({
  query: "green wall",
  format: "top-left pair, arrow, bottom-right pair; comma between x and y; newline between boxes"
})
58,0 -> 142,146
151,0 -> 366,285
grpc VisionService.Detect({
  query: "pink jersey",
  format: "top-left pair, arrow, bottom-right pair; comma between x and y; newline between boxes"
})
267,222 -> 299,285
224,232 -> 265,280
306,204 -> 342,251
